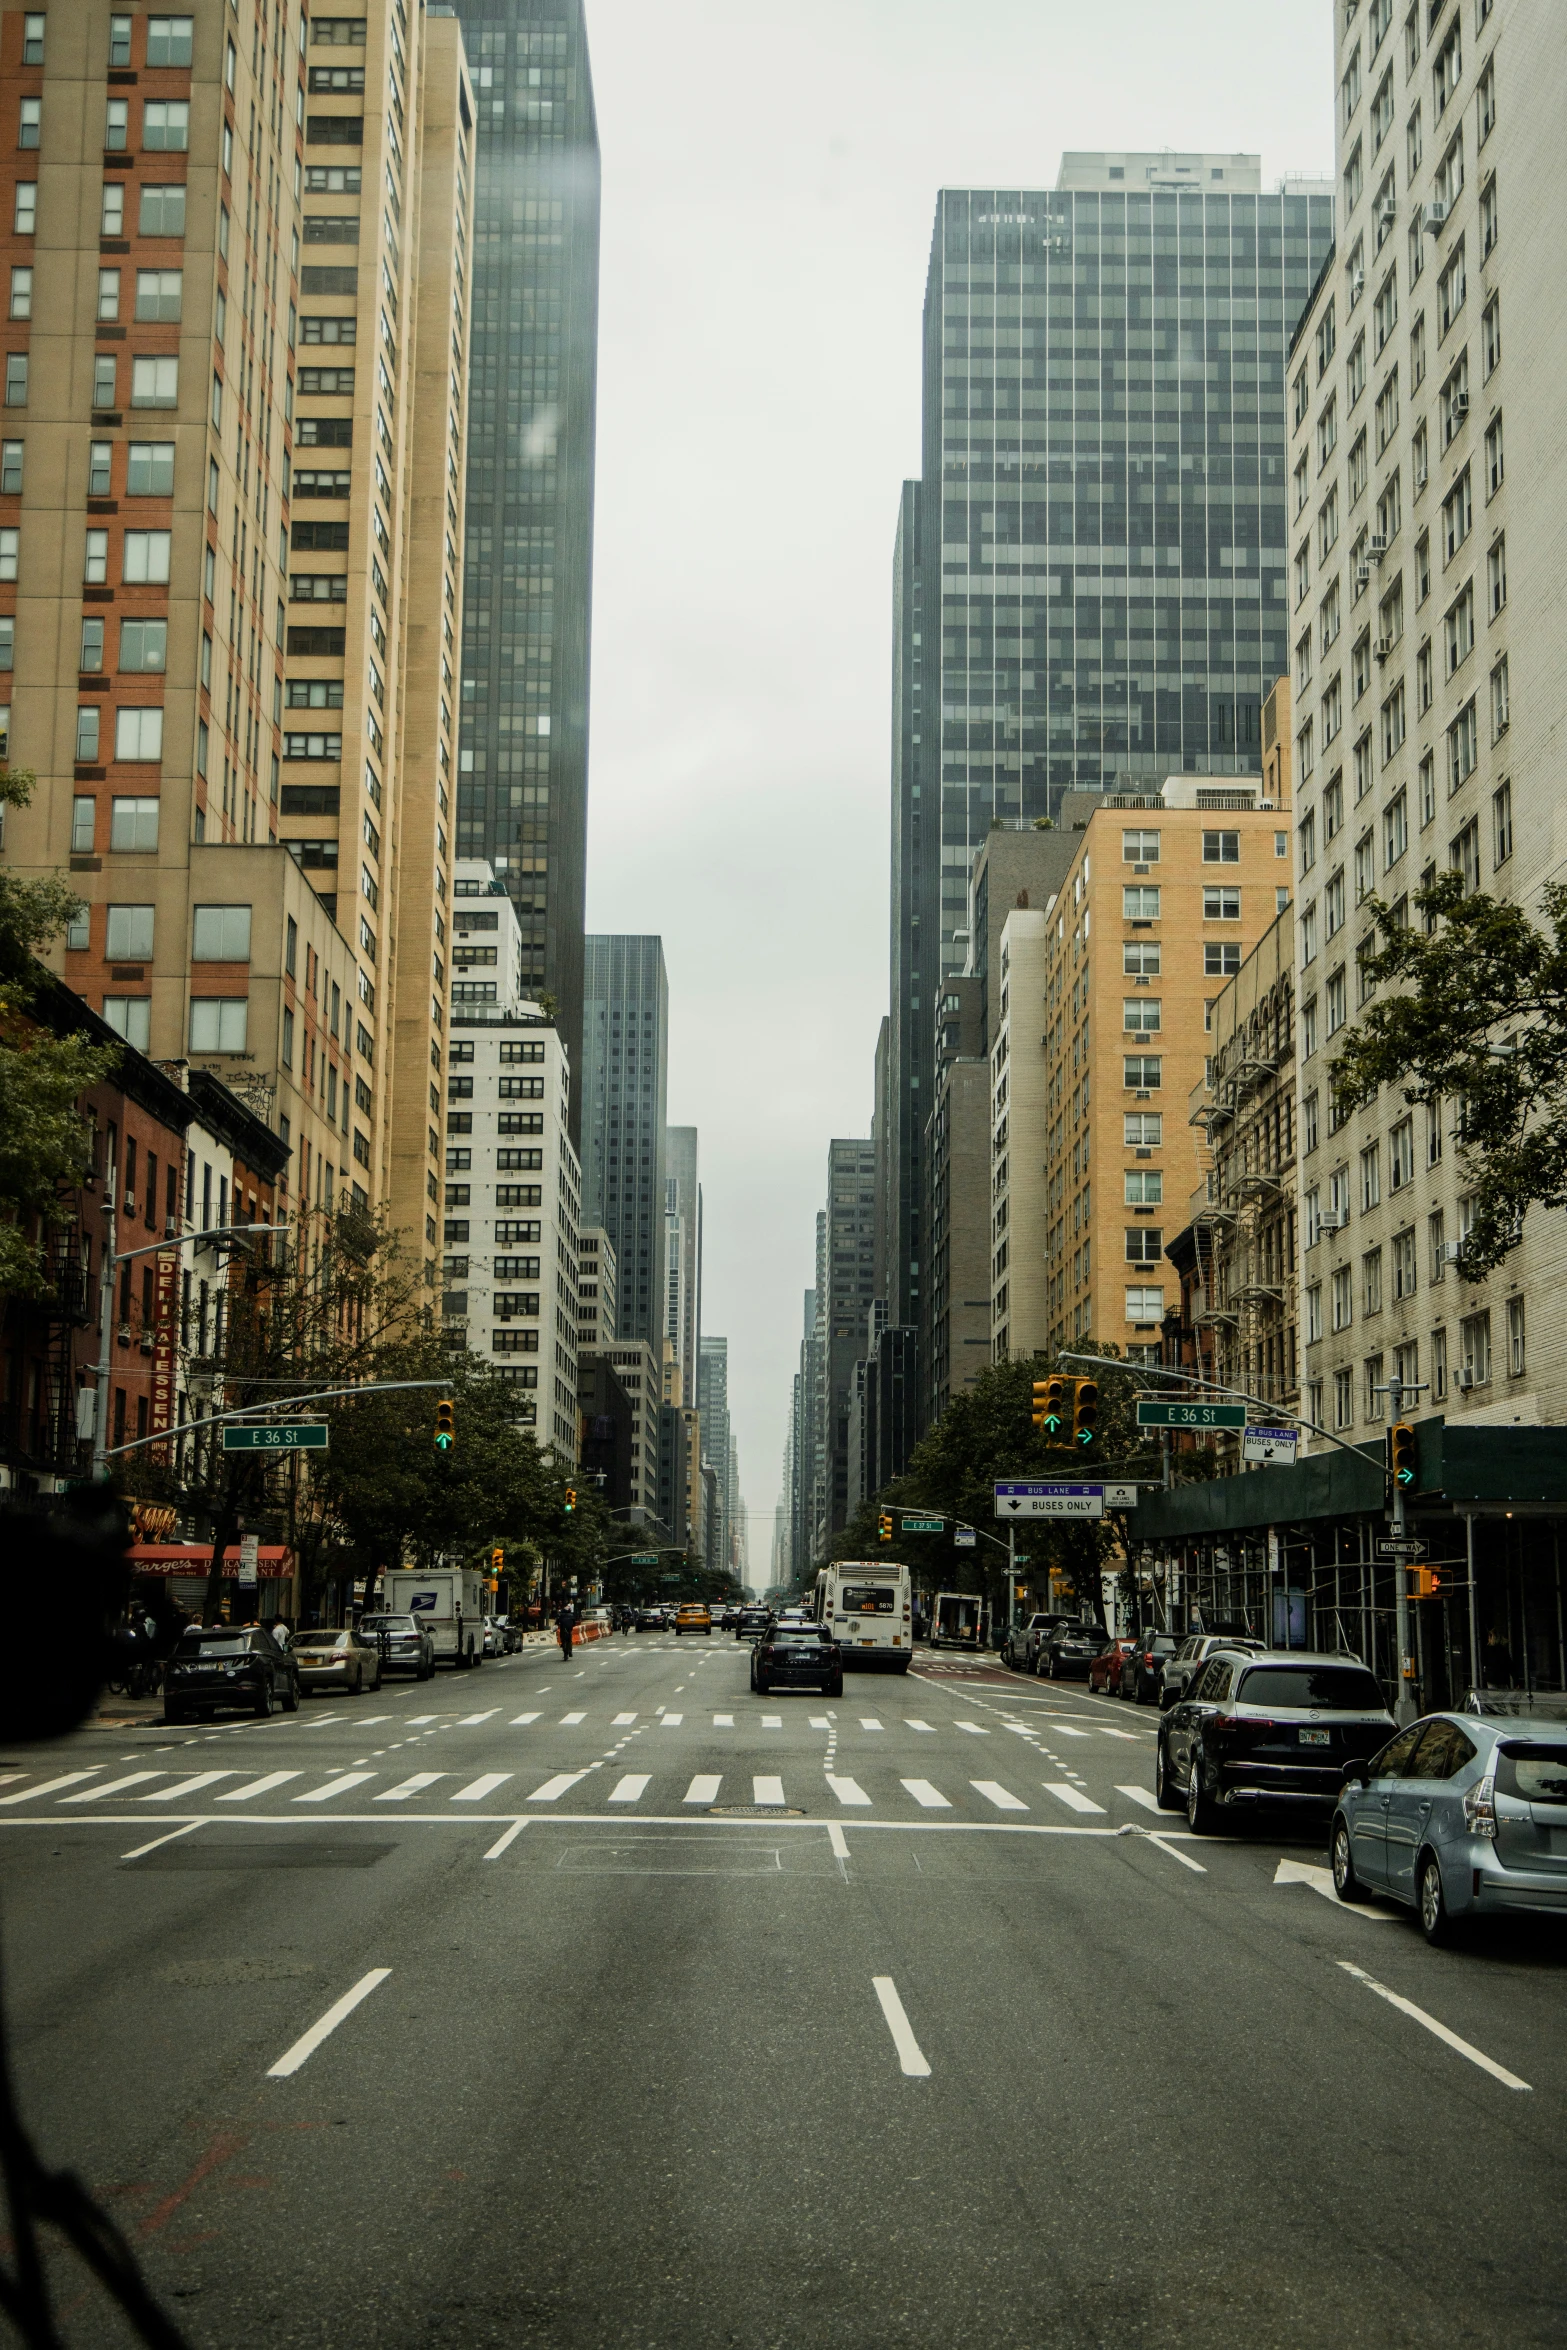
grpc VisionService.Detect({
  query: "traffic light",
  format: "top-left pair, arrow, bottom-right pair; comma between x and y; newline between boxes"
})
1411,1564 -> 1443,1599
1072,1377 -> 1099,1450
1034,1375 -> 1069,1438
563,1486 -> 577,1514
878,1510 -> 893,1543
1389,1421 -> 1418,1490
434,1400 -> 455,1453
491,1547 -> 504,1574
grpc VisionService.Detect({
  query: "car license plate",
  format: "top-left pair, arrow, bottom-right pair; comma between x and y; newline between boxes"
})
1299,1728 -> 1331,1745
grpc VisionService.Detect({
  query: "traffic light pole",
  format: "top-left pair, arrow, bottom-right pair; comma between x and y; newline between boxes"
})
1389,1373 -> 1413,1723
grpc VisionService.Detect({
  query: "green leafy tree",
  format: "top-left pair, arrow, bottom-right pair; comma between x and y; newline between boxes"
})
1331,870 -> 1567,1277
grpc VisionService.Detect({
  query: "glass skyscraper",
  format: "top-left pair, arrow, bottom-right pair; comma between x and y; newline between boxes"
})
454,0 -> 600,1130
581,937 -> 670,1346
886,152 -> 1334,1344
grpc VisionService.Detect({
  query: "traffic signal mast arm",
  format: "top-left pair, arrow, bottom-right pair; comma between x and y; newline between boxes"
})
1059,1352 -> 1382,1470
101,1379 -> 456,1460
879,1506 -> 1012,1556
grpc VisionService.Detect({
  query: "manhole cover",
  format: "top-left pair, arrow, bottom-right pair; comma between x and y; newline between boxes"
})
707,1803 -> 804,1817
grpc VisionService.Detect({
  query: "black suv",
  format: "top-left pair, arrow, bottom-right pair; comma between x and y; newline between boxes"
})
1156,1649 -> 1394,1832
752,1625 -> 842,1698
1120,1631 -> 1180,1705
164,1626 -> 300,1724
1040,1621 -> 1109,1680
735,1606 -> 772,1642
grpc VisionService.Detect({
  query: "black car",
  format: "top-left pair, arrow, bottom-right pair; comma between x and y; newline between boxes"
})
1120,1631 -> 1181,1705
1156,1649 -> 1395,1833
359,1611 -> 437,1679
735,1606 -> 772,1642
1040,1621 -> 1109,1680
751,1625 -> 842,1697
635,1608 -> 665,1631
164,1626 -> 300,1724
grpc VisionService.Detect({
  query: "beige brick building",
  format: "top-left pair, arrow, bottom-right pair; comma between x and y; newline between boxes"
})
1291,0 -> 1565,1439
0,0 -> 472,1290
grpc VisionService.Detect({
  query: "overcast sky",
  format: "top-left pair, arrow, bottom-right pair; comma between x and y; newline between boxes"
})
580,0 -> 1334,1577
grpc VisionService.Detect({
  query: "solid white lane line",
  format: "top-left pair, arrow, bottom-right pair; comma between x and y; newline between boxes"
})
872,1977 -> 931,2079
971,1781 -> 1028,1812
684,1775 -> 722,1804
826,1775 -> 872,1807
376,1773 -> 446,1802
139,1772 -> 236,1801
612,1713 -> 638,1726
483,1821 -> 527,1859
526,1772 -> 589,1802
561,1712 -> 587,1725
1147,1833 -> 1207,1874
295,1774 -> 375,1803
510,1713 -> 541,1726
451,1773 -> 512,1802
458,1711 -> 499,1727
217,1772 -> 302,1802
762,1715 -> 782,1727
827,1823 -> 850,1858
660,1713 -> 684,1727
954,1722 -> 988,1736
901,1779 -> 951,1810
609,1775 -> 650,1804
1337,1960 -> 1531,2091
266,1969 -> 392,2079
713,1714 -> 735,1727
60,1773 -> 163,1804
753,1775 -> 786,1805
120,1819 -> 206,1861
1116,1784 -> 1162,1814
905,1719 -> 935,1733
1044,1782 -> 1105,1814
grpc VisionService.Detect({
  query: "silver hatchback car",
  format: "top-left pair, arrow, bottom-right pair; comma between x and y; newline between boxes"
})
1331,1711 -> 1567,1943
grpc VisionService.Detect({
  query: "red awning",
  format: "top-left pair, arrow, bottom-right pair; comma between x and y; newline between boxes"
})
127,1545 -> 295,1580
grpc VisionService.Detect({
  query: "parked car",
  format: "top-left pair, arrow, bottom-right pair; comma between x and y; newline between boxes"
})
1002,1612 -> 1072,1672
359,1611 -> 436,1680
1159,1631 -> 1266,1708
1331,1711 -> 1567,1942
1089,1636 -> 1138,1695
292,1624 -> 385,1697
1157,1649 -> 1393,1833
163,1625 -> 300,1724
1040,1621 -> 1110,1680
751,1624 -> 842,1698
675,1603 -> 713,1637
736,1605 -> 772,1642
1119,1631 -> 1181,1705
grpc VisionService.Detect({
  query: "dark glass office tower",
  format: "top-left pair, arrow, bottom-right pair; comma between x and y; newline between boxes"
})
580,937 -> 670,1346
889,153 -> 1333,1395
454,0 -> 600,1134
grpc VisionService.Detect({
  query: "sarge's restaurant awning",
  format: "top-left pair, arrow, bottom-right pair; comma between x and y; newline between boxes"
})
128,1545 -> 294,1580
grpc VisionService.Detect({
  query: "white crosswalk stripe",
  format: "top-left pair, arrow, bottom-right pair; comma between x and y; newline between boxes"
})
859,1719 -> 884,1731
1117,1784 -> 1161,1813
217,1771 -> 301,1802
753,1775 -> 785,1805
1045,1782 -> 1105,1814
510,1713 -> 541,1726
376,1773 -> 446,1802
971,1780 -> 1027,1812
904,1719 -> 935,1733
139,1772 -> 235,1801
608,1774 -> 650,1803
612,1713 -> 638,1725
1097,1727 -> 1140,1741
452,1773 -> 512,1802
561,1711 -> 586,1724
713,1714 -> 735,1727
295,1774 -> 375,1803
954,1722 -> 989,1736
527,1772 -> 588,1802
457,1711 -> 499,1727
901,1779 -> 950,1810
825,1775 -> 871,1807
761,1715 -> 782,1727
684,1775 -> 722,1804
61,1773 -> 163,1804
660,1714 -> 684,1727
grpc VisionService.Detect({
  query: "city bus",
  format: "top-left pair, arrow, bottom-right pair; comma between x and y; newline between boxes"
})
811,1561 -> 913,1672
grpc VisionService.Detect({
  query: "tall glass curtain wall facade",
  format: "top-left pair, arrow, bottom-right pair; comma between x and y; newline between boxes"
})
455,0 -> 600,1132
581,937 -> 670,1346
888,182 -> 1333,1345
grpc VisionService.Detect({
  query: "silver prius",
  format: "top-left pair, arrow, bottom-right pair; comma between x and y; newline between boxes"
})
1331,1712 -> 1567,1944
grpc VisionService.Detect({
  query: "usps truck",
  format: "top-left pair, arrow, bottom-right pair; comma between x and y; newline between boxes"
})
383,1566 -> 487,1668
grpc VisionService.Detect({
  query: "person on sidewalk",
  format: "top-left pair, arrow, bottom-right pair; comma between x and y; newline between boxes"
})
556,1601 -> 576,1659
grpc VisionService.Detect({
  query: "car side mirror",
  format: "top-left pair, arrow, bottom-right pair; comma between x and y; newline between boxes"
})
1341,1764 -> 1367,1789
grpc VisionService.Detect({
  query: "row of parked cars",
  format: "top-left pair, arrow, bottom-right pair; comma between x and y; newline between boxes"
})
1002,1615 -> 1265,1708
160,1607 -> 526,1724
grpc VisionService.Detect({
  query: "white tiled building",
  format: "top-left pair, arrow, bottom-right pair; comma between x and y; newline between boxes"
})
442,864 -> 579,1460
576,1226 -> 616,1352
1291,0 -> 1566,1439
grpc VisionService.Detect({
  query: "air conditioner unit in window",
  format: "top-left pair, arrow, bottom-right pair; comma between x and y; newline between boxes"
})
1355,564 -> 1373,588
122,1194 -> 135,1216
1452,390 -> 1469,420
1374,636 -> 1393,661
1439,1240 -> 1465,1263
1368,532 -> 1388,556
1350,272 -> 1365,302
1455,1365 -> 1477,1390
1317,1212 -> 1347,1233
1423,199 -> 1451,232
1378,199 -> 1397,227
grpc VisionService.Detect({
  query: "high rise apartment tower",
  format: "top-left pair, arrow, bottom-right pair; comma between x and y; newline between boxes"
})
580,934 -> 668,1345
452,0 -> 599,1133
0,2 -> 473,1290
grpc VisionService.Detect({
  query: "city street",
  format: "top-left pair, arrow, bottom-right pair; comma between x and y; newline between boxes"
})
3,1638 -> 1565,2347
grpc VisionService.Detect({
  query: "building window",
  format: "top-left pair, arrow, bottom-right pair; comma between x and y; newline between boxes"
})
1392,1227 -> 1417,1300
1490,657 -> 1509,742
1202,887 -> 1241,921
1124,1286 -> 1165,1325
1505,1295 -> 1525,1378
1492,779 -> 1512,868
191,905 -> 252,961
1333,1368 -> 1354,1430
1460,1310 -> 1491,1387
1449,815 -> 1480,893
1484,412 -> 1503,500
1446,700 -> 1478,794
189,998 -> 249,1053
1431,1325 -> 1448,1400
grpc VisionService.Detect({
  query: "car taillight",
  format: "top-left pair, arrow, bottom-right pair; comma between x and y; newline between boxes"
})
761,1643 -> 775,1658
1213,1712 -> 1275,1735
1462,1773 -> 1496,1838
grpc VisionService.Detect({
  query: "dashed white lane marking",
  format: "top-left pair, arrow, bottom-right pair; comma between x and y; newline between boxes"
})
827,1823 -> 850,1858
826,1775 -> 872,1808
1117,1784 -> 1162,1814
954,1722 -> 988,1737
660,1714 -> 684,1728
905,1719 -> 935,1733
376,1773 -> 446,1802
901,1779 -> 951,1810
295,1774 -> 375,1803
120,1819 -> 205,1861
510,1713 -> 541,1726
0,1772 -> 97,1804
1049,1726 -> 1090,1739
873,1977 -> 931,2079
762,1715 -> 782,1727
452,1773 -> 512,1802
217,1771 -> 302,1802
483,1821 -> 527,1860
267,1969 -> 391,2079
753,1775 -> 786,1805
457,1711 -> 499,1727
612,1713 -> 638,1725
1337,1960 -> 1531,2091
609,1775 -> 650,1803
139,1772 -> 235,1801
1097,1727 -> 1139,1741
527,1772 -> 589,1802
61,1773 -> 163,1804
561,1712 -> 587,1725
972,1781 -> 1028,1812
685,1775 -> 723,1804
1044,1782 -> 1105,1814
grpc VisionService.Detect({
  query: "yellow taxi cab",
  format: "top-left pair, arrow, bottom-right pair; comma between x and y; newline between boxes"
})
674,1602 -> 712,1636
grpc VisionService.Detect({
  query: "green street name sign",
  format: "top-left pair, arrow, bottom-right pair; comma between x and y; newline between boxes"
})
221,1422 -> 330,1452
900,1516 -> 944,1534
1135,1401 -> 1247,1430
630,1552 -> 659,1565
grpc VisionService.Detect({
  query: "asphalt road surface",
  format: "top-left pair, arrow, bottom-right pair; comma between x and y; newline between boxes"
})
5,1633 -> 1566,2349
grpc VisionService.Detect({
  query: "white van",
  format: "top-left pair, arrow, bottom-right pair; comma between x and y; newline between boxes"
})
812,1561 -> 913,1673
383,1567 -> 487,1668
